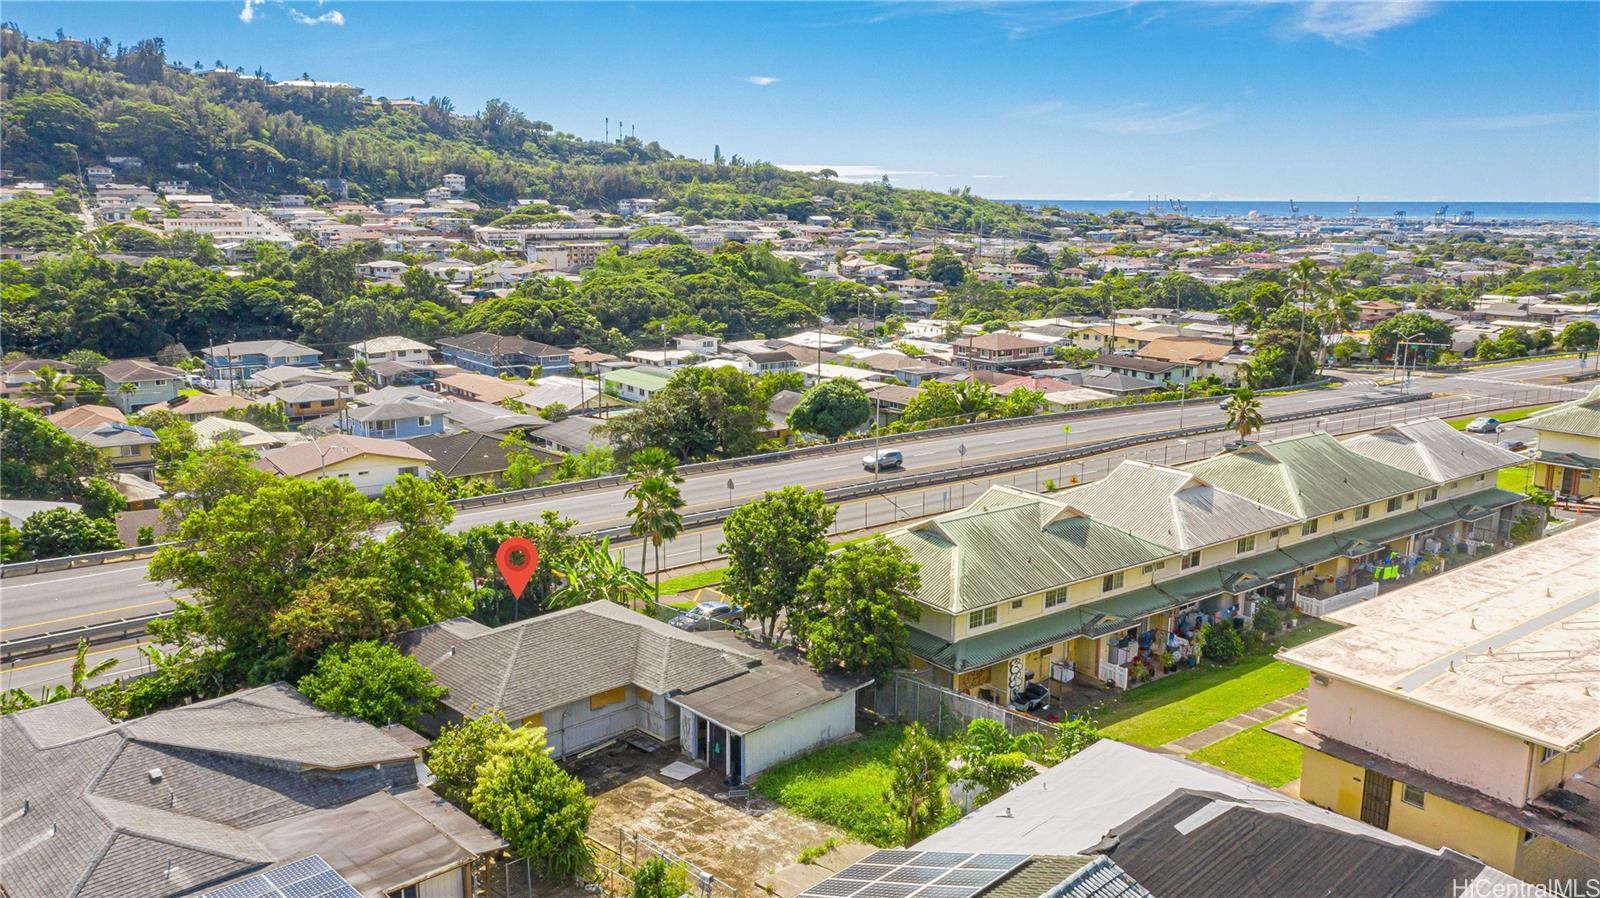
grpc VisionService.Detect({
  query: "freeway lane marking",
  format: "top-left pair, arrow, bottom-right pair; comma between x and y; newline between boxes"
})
0,599 -> 174,634
5,642 -> 137,674
2,566 -> 150,589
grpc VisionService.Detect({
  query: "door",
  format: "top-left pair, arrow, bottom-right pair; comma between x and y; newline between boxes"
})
1360,770 -> 1394,829
1562,468 -> 1580,495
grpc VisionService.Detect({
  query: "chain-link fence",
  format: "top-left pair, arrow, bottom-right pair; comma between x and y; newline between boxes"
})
863,672 -> 1056,742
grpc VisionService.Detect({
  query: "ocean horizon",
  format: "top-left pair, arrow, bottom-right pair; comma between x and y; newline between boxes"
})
1001,199 -> 1600,225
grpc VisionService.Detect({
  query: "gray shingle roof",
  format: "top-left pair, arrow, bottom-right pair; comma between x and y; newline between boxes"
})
0,684 -> 488,898
401,601 -> 758,721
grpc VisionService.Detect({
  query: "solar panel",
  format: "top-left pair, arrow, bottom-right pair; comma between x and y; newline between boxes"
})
796,851 -> 1030,898
199,856 -> 361,898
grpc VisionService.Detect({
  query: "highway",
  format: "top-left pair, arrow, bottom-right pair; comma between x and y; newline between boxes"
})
1,355 -> 1587,690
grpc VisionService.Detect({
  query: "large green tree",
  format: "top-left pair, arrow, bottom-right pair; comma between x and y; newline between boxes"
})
297,641 -> 446,727
794,537 -> 921,678
468,726 -> 593,879
602,366 -> 770,462
719,486 -> 836,640
1369,312 -> 1453,363
19,508 -> 122,559
788,378 -> 872,442
0,400 -> 110,502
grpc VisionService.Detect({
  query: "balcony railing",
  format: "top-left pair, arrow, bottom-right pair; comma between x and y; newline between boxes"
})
1295,582 -> 1379,618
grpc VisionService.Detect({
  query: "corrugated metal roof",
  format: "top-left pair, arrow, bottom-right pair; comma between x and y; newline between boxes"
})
1186,432 -> 1434,519
1064,461 -> 1299,551
1525,385 -> 1600,438
1342,418 -> 1527,483
892,487 -> 1174,613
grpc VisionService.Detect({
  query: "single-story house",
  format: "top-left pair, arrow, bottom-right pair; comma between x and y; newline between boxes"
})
0,684 -> 504,898
400,601 -> 868,782
251,435 -> 434,496
149,392 -> 258,423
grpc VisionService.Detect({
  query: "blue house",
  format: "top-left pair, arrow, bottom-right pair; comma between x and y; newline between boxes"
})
341,399 -> 446,440
436,332 -> 571,377
203,340 -> 322,382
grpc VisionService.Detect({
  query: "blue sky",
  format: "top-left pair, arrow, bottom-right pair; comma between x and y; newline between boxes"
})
9,1 -> 1598,201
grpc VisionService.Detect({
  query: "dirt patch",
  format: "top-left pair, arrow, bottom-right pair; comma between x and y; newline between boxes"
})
573,743 -> 856,892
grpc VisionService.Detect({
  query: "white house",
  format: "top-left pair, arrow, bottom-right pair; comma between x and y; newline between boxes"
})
251,435 -> 434,496
350,336 -> 435,366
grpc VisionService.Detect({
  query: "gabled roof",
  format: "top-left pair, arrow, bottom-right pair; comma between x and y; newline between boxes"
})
252,435 -> 432,477
47,405 -> 126,428
349,336 -> 434,354
97,359 -> 185,383
435,332 -> 565,359
1063,460 -> 1299,551
204,340 -> 320,359
399,601 -> 758,721
65,421 -> 158,448
1524,385 -> 1600,439
404,431 -> 520,478
0,684 -> 500,898
1186,432 -> 1434,519
1342,418 -> 1527,484
889,486 -> 1174,613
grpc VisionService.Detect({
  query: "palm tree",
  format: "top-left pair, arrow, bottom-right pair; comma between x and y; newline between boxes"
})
1286,259 -> 1321,384
1225,388 -> 1266,444
626,475 -> 685,606
549,537 -> 651,610
70,638 -> 118,696
626,446 -> 682,484
23,365 -> 72,410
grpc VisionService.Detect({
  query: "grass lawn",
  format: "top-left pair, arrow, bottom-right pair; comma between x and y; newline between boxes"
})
656,567 -> 725,598
1092,620 -> 1340,748
1444,405 -> 1553,431
1190,707 -> 1306,787
753,722 -> 958,847
1497,464 -> 1537,495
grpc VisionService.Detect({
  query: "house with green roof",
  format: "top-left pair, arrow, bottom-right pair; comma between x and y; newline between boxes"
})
601,365 -> 675,402
1523,385 -> 1600,498
883,420 -> 1529,703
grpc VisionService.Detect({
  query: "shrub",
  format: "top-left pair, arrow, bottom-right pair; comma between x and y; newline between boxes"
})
1199,622 -> 1245,664
1251,605 -> 1281,636
296,641 -> 446,727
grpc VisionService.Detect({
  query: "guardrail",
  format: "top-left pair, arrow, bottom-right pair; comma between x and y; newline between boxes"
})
1,612 -> 167,663
0,542 -> 183,578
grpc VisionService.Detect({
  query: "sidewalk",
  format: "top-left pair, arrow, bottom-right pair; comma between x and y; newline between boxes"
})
1162,689 -> 1308,754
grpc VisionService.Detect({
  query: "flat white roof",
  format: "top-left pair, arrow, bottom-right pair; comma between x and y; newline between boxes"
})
1281,522 -> 1600,749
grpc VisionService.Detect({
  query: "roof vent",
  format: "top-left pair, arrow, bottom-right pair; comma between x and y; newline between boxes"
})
148,768 -> 163,783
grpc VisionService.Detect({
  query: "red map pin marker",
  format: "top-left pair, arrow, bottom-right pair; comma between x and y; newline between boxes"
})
495,537 -> 539,600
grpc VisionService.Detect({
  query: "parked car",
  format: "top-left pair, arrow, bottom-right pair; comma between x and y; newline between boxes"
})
1465,417 -> 1502,434
1498,438 -> 1528,452
862,449 -> 904,472
668,600 -> 745,631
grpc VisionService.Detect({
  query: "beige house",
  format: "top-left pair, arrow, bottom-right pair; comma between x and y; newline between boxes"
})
251,434 -> 433,496
1272,524 -> 1600,890
1525,385 -> 1600,499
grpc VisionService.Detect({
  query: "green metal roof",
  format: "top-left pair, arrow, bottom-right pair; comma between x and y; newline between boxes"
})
1525,386 -> 1600,439
1532,448 -> 1600,470
1187,432 -> 1434,520
601,367 -> 674,390
891,487 -> 1174,613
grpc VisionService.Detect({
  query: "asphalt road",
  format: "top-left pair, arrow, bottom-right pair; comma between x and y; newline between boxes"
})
1,355 -> 1587,687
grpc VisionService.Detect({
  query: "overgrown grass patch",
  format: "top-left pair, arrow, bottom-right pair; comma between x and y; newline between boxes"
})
1190,707 -> 1306,787
1444,405 -> 1553,431
753,722 -> 957,847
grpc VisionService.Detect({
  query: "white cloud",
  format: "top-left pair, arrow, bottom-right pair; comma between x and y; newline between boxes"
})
288,7 -> 345,25
777,164 -> 935,182
869,1 -> 1139,39
1430,111 -> 1592,131
1012,101 -> 1228,135
1291,1 -> 1432,42
239,0 -> 264,23
742,75 -> 779,86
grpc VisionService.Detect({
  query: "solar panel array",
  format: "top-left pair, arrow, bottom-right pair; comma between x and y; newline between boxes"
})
797,851 -> 1030,898
199,855 -> 362,898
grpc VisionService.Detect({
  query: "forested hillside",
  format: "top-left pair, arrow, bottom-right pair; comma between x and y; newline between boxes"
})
0,28 -> 1040,233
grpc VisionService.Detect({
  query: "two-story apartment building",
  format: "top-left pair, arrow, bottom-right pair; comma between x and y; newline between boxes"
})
1271,524 -> 1600,891
203,340 -> 322,382
952,333 -> 1051,371
340,399 -> 446,440
436,332 -> 572,377
349,335 -> 435,366
1135,337 -> 1242,385
887,423 -> 1527,700
268,383 -> 346,424
1525,385 -> 1600,499
97,359 -> 184,413
1091,354 -> 1197,386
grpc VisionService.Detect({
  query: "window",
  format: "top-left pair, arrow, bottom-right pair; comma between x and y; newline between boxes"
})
1541,746 -> 1561,764
399,466 -> 418,477
1523,830 -> 1537,845
1424,488 -> 1438,502
417,417 -> 430,427
1477,474 -> 1486,483
1300,519 -> 1319,536
590,686 -> 626,710
1401,783 -> 1426,809
1354,505 -> 1370,521
969,607 -> 998,629
1269,528 -> 1285,539
521,713 -> 542,728
1236,536 -> 1256,554
1044,587 -> 1070,608
1181,550 -> 1201,570
1010,599 -> 1024,610
1387,497 -> 1403,513
1101,571 -> 1125,593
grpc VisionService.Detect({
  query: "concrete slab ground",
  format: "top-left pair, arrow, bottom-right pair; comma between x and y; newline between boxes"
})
761,843 -> 879,898
573,743 -> 854,893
